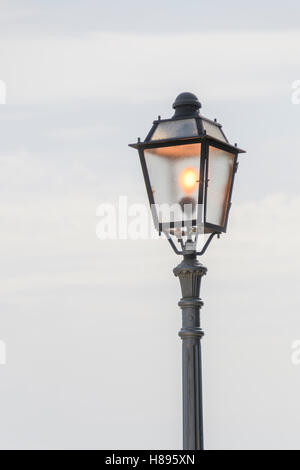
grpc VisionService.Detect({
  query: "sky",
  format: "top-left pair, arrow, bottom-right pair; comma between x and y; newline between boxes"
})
0,0 -> 300,450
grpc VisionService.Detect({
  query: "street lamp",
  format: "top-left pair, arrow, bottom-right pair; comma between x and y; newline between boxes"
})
129,92 -> 245,450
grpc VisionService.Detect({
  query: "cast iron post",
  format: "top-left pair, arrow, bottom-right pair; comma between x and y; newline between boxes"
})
174,252 -> 207,451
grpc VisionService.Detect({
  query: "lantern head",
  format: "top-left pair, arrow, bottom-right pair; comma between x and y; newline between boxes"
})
129,92 -> 245,253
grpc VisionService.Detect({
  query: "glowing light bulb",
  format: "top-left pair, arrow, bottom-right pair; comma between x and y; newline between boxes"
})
179,167 -> 199,194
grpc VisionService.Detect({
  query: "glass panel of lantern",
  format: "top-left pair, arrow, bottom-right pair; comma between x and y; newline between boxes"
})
144,143 -> 202,229
205,145 -> 236,228
150,119 -> 198,141
202,120 -> 227,142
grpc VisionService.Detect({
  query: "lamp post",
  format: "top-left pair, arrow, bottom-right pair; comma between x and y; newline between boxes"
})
129,92 -> 245,450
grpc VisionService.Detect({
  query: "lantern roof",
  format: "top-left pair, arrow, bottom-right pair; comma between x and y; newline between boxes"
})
129,92 -> 245,154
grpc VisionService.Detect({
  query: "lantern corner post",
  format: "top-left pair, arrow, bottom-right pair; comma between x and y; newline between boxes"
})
173,251 -> 207,451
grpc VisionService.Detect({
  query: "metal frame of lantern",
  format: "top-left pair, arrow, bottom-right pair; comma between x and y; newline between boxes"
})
130,127 -> 245,255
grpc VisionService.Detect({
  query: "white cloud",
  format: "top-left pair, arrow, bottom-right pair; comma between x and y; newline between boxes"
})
0,189 -> 299,449
0,191 -> 299,288
1,31 -> 299,105
45,123 -> 115,141
0,16 -> 299,449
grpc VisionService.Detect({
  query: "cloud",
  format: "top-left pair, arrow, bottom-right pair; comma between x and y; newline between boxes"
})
45,123 -> 115,141
0,190 -> 298,289
0,188 -> 299,449
0,8 -> 299,448
1,31 -> 299,106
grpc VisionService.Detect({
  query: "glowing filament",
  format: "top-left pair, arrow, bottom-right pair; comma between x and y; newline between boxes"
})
179,167 -> 199,194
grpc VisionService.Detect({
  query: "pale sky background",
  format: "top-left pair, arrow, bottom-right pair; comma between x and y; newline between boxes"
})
0,0 -> 300,450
